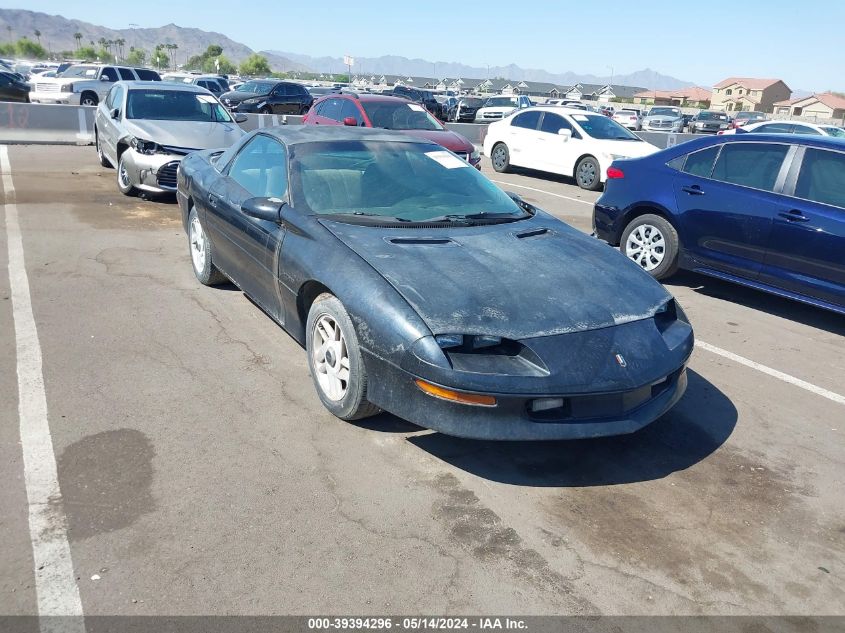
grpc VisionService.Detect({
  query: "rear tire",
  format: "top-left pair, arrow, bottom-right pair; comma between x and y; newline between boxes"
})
490,142 -> 511,173
306,294 -> 380,421
575,156 -> 602,191
620,213 -> 680,280
260,106 -> 272,115
80,92 -> 98,107
188,207 -> 227,286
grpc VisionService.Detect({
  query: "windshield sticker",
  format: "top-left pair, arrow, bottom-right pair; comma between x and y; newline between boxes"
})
407,104 -> 425,112
572,114 -> 588,121
196,95 -> 218,104
425,150 -> 469,169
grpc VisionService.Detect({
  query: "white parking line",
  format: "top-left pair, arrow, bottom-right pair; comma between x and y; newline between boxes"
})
696,340 -> 845,406
490,180 -> 595,206
1,146 -> 86,630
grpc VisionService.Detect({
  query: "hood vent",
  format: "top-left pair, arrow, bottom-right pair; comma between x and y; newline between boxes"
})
387,237 -> 457,246
514,227 -> 552,240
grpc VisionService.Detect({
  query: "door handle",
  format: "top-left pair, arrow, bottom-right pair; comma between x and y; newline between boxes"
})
778,209 -> 810,222
681,185 -> 705,195
208,194 -> 218,208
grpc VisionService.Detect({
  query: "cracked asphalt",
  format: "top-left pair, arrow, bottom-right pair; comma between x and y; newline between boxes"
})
0,145 -> 843,618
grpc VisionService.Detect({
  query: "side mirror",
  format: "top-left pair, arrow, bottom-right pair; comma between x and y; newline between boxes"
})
342,116 -> 357,127
558,128 -> 572,142
241,197 -> 284,223
233,113 -> 248,124
110,108 -> 120,120
100,75 -> 112,82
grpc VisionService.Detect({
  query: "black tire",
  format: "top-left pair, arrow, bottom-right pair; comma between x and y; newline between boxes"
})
259,106 -> 272,115
187,207 -> 227,286
116,153 -> 137,196
620,213 -> 680,280
575,156 -> 602,191
80,92 -> 98,107
95,130 -> 112,168
490,142 -> 511,173
306,293 -> 380,421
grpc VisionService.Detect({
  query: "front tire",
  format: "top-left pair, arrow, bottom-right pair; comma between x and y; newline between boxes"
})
575,156 -> 602,191
188,207 -> 227,286
306,294 -> 380,421
259,106 -> 272,115
116,153 -> 137,196
95,130 -> 111,167
80,92 -> 98,107
490,142 -> 511,173
620,213 -> 680,280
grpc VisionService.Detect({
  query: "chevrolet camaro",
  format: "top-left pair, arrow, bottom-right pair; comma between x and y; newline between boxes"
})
177,127 -> 694,440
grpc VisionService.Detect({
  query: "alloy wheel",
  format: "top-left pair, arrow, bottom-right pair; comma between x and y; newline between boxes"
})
312,315 -> 350,402
625,224 -> 666,271
118,160 -> 132,189
189,217 -> 206,272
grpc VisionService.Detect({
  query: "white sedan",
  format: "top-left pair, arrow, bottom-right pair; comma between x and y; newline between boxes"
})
483,106 -> 659,190
718,120 -> 845,137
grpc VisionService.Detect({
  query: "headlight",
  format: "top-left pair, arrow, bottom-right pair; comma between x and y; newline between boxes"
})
470,149 -> 480,161
243,98 -> 260,105
59,83 -> 74,92
129,137 -> 164,155
435,334 -> 502,350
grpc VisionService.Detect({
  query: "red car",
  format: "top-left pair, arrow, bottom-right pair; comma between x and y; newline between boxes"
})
303,93 -> 481,169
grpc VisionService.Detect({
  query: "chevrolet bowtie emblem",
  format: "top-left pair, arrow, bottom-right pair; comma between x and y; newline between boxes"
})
615,354 -> 627,368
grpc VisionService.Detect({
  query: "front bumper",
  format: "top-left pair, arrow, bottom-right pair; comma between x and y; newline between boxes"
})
121,149 -> 183,193
30,90 -> 80,105
642,124 -> 683,133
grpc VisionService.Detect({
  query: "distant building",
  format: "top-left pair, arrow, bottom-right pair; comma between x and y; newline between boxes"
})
773,92 -> 845,120
548,83 -> 647,102
710,78 -> 791,113
633,87 -> 712,108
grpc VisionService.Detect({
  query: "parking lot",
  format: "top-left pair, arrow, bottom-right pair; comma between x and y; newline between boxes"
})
1,144 -> 843,620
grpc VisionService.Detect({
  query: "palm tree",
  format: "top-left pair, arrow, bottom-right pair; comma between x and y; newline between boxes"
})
34,29 -> 41,46
74,32 -> 82,51
165,43 -> 178,69
6,25 -> 11,41
98,37 -> 107,53
115,38 -> 125,61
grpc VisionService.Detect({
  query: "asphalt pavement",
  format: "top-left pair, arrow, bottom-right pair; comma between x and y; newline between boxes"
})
1,145 -> 843,622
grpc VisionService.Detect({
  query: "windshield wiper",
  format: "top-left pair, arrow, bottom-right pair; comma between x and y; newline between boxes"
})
401,212 -> 524,223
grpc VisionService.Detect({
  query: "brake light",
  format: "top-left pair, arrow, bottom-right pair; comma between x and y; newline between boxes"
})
607,166 -> 625,179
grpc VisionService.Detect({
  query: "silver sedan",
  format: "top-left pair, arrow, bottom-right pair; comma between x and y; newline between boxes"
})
94,81 -> 246,195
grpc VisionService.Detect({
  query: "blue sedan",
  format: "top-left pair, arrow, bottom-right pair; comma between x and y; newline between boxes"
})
593,134 -> 845,315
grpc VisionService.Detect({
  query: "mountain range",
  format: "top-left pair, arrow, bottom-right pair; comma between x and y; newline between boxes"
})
0,8 -> 694,89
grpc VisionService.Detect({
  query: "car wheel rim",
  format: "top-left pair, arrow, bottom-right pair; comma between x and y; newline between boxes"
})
578,162 -> 596,186
312,315 -> 350,402
492,147 -> 506,170
96,137 -> 102,160
82,97 -> 95,106
625,224 -> 666,271
118,160 -> 131,189
190,217 -> 206,272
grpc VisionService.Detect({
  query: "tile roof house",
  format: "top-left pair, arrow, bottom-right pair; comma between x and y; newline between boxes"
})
773,92 -> 845,120
633,86 -> 712,108
710,78 -> 791,113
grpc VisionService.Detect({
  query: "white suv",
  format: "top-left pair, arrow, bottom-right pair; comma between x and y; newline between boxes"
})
474,95 -> 532,122
29,64 -> 161,106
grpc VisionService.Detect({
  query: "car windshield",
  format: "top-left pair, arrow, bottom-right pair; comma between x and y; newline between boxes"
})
360,101 -> 443,130
235,81 -> 275,94
461,98 -> 483,107
292,140 -> 525,223
821,126 -> 845,138
698,112 -> 727,120
485,96 -> 518,107
59,65 -> 99,78
126,90 -> 233,122
649,107 -> 681,117
573,115 -> 640,140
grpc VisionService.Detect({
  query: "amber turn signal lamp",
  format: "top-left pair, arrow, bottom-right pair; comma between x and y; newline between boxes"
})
414,379 -> 497,407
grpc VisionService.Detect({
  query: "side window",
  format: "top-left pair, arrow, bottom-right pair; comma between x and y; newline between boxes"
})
100,67 -> 119,82
792,125 -> 822,136
320,98 -> 343,121
794,148 -> 845,208
754,123 -> 791,133
227,135 -> 289,199
135,69 -> 159,81
340,99 -> 362,125
710,143 -> 790,191
0,74 -> 9,87
105,86 -> 117,109
274,84 -> 290,96
108,85 -> 124,112
539,112 -> 573,135
511,111 -> 541,130
117,68 -> 135,80
681,145 -> 721,177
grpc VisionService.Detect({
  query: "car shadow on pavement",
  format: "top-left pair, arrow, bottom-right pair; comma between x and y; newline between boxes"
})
665,271 -> 845,336
405,369 -> 736,487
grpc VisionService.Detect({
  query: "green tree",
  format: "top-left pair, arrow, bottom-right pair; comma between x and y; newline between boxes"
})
152,45 -> 168,69
74,32 -> 82,51
16,37 -> 48,59
33,29 -> 41,45
126,47 -> 146,66
239,54 -> 271,76
76,46 -> 98,61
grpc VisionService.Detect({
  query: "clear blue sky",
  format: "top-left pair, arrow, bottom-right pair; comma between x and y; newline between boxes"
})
14,0 -> 844,91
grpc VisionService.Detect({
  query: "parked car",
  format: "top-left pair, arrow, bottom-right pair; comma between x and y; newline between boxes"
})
0,70 -> 30,102
729,111 -> 767,128
483,106 -> 659,190
449,96 -> 484,122
612,109 -> 642,130
389,85 -> 444,119
435,95 -> 457,118
29,64 -> 161,106
719,119 -> 845,137
593,134 -> 845,314
302,93 -> 480,168
177,126 -> 693,439
474,95 -> 532,123
688,110 -> 730,134
94,81 -> 246,196
641,106 -> 685,132
220,80 -> 313,114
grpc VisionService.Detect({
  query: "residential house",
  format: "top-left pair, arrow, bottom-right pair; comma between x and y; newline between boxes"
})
633,86 -> 712,108
550,83 -> 647,102
773,92 -> 845,121
710,78 -> 791,113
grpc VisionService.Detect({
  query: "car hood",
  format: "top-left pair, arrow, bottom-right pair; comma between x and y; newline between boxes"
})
397,129 -> 474,153
123,119 -> 244,150
321,212 -> 671,340
594,139 -> 659,158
